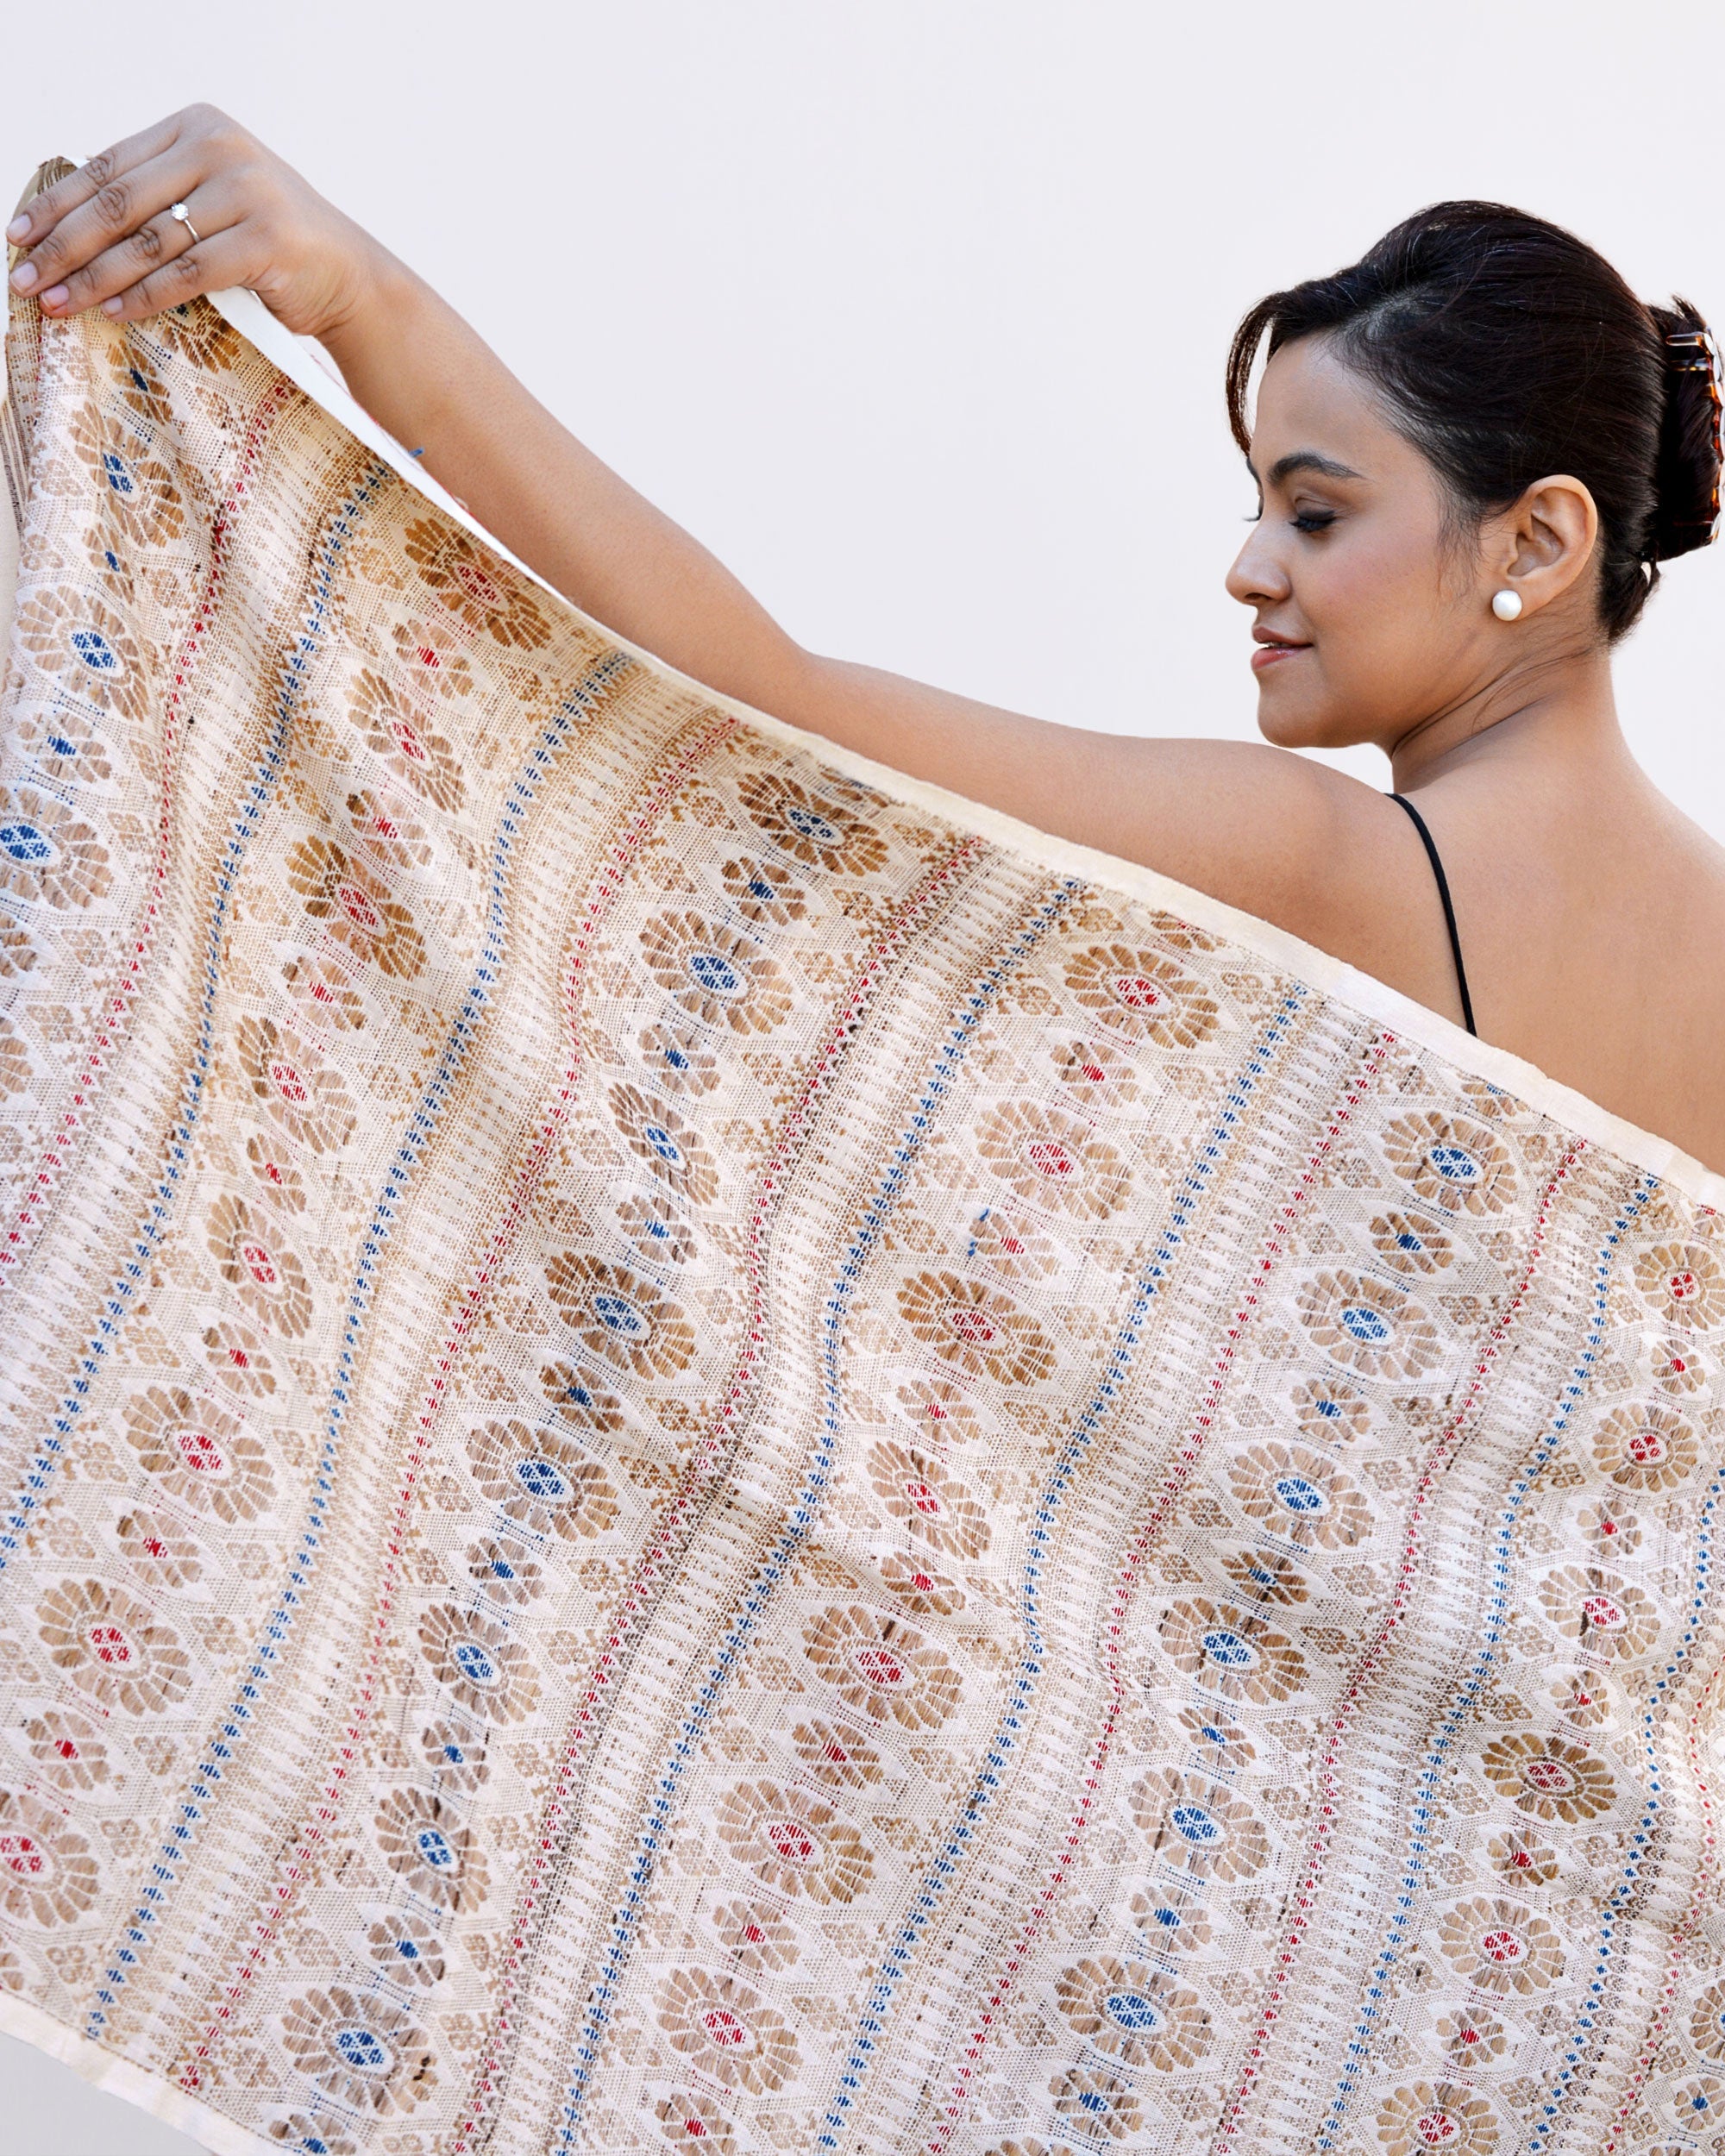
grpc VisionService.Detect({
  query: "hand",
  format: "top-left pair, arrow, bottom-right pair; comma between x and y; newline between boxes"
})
6,104 -> 390,343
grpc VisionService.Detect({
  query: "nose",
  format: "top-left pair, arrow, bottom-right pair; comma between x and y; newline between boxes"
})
1226,522 -> 1291,609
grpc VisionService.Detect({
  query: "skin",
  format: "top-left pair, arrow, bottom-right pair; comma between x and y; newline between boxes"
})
11,106 -> 1725,1170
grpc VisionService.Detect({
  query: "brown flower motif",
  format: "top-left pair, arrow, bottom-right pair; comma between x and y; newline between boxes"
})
1176,1704 -> 1257,1766
1048,2067 -> 1142,2141
1537,1565 -> 1659,1661
1690,1980 -> 1725,2065
1578,1498 -> 1640,1557
345,667 -> 466,811
1157,1598 -> 1308,1703
1549,1668 -> 1615,1729
615,1194 -> 699,1266
1382,1112 -> 1517,1216
1371,1211 -> 1455,1275
151,301 -> 243,370
1129,1768 -> 1268,1881
1591,1404 -> 1697,1489
417,1603 -> 539,1721
737,771 -> 888,875
608,1084 -> 718,1204
403,517 -> 551,649
116,1507 -> 204,1589
863,1439 -> 989,1557
967,1209 -> 1060,1282
235,1015 -> 356,1152
0,912 -> 36,978
0,1018 -> 32,1100
267,2115 -> 356,2156
1437,2010 -> 1509,2070
375,1788 -> 487,1910
15,706 -> 112,787
0,1789 -> 100,1926
1221,1546 -> 1309,1605
286,837 -> 428,981
894,1271 -> 1057,1388
14,589 -> 153,722
110,345 -> 175,424
655,1969 -> 800,2092
37,1578 -> 193,1714
1488,1828 -> 1559,1887
1292,1376 -> 1371,1443
655,2093 -> 739,2154
1049,1036 -> 1141,1106
536,1361 -> 628,1436
640,912 -> 792,1033
1295,1269 -> 1440,1380
66,405 -> 186,546
973,1100 -> 1130,1219
380,617 -> 478,704
365,1907 -> 445,1988
345,789 -> 436,874
892,1376 -> 986,1448
1481,1733 -> 1616,1823
714,1780 -> 875,1903
791,1719 -> 883,1789
545,1253 -> 696,1378
467,1535 -> 544,1606
200,1319 -> 278,1397
246,1135 -> 308,1213
207,1195 -> 314,1336
281,953 -> 369,1033
1634,1243 -> 1725,1332
465,1420 -> 619,1540
1052,1959 -> 1212,2071
802,1605 -> 963,1729
1653,1338 -> 1713,1395
637,1021 -> 720,1094
1130,1892 -> 1213,1957
0,786 -> 114,907
710,1902 -> 800,1975
420,1721 -> 488,1792
1376,2084 -> 1500,2156
1062,944 -> 1219,1049
24,1708 -> 112,1792
1225,1440 -> 1372,1550
279,1985 -> 436,2115
1436,1896 -> 1565,1994
721,855 -> 807,924
878,1550 -> 966,1615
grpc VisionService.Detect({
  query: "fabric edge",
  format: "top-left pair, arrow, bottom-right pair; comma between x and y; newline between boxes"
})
136,264 -> 1719,1218
0,1992 -> 279,2156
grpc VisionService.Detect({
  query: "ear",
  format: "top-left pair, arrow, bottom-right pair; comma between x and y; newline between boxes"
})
1484,474 -> 1600,617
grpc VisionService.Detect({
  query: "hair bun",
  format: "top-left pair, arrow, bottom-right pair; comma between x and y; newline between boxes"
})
1648,298 -> 1722,561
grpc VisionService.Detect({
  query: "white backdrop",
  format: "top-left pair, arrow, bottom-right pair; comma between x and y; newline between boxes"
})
3,3 -> 1723,2148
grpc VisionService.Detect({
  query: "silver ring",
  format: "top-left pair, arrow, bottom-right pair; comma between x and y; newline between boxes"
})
169,200 -> 200,247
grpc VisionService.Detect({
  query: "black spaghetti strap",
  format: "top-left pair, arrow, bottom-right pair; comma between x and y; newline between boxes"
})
1389,793 -> 1477,1038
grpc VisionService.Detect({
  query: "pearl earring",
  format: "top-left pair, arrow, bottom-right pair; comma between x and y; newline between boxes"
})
1490,589 -> 1523,622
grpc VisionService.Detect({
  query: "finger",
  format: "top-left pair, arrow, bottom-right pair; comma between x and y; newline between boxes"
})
93,226 -> 254,326
6,116 -> 188,249
10,145 -> 204,299
37,181 -> 226,317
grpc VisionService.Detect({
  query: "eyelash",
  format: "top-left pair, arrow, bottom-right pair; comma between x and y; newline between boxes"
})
1291,510 -> 1338,533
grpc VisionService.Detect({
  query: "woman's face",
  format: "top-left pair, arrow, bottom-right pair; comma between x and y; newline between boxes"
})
1226,336 -> 1509,753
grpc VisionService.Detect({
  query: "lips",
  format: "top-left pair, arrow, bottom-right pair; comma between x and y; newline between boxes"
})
1251,630 -> 1310,674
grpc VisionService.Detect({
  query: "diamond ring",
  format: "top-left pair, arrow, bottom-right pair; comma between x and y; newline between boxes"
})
169,201 -> 200,247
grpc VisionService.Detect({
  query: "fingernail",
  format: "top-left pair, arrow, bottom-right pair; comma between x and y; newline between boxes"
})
40,285 -> 67,310
5,216 -> 29,244
101,297 -> 122,317
9,260 -> 36,291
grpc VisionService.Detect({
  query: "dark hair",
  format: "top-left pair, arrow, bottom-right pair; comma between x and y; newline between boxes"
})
1226,201 -> 1722,641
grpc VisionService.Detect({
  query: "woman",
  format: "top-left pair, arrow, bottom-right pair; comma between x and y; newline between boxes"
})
10,103 -> 1724,1169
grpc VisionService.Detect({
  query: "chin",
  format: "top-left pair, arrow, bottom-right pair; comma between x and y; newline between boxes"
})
1254,681 -> 1374,755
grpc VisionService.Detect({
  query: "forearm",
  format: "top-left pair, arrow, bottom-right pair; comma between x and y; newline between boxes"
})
323,251 -> 812,712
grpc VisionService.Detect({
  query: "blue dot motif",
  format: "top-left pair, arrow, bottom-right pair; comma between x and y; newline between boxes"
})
1201,1627 -> 1256,1670
453,1640 -> 496,1685
1170,1802 -> 1220,1845
0,822 -> 54,865
687,950 -> 741,995
642,1123 -> 681,1164
101,449 -> 136,497
1339,1304 -> 1391,1344
593,1291 -> 647,1338
416,1827 -> 455,1869
69,628 -> 118,673
1105,1989 -> 1162,2033
1429,1143 -> 1481,1184
1274,1472 -> 1327,1514
516,1456 -> 568,1501
784,804 -> 840,846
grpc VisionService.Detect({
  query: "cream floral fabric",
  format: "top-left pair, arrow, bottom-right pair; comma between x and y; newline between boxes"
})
1,273 -> 1723,2156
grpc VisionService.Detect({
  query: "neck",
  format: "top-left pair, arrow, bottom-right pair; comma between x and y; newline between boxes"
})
1383,638 -> 1631,796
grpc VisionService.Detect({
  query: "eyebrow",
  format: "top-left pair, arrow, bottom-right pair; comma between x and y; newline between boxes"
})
1247,449 -> 1366,487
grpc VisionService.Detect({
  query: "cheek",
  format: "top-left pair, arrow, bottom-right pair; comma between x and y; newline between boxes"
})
1301,526 -> 1455,686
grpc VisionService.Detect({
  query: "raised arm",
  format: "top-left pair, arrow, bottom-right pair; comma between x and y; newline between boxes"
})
7,107 -> 1421,985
